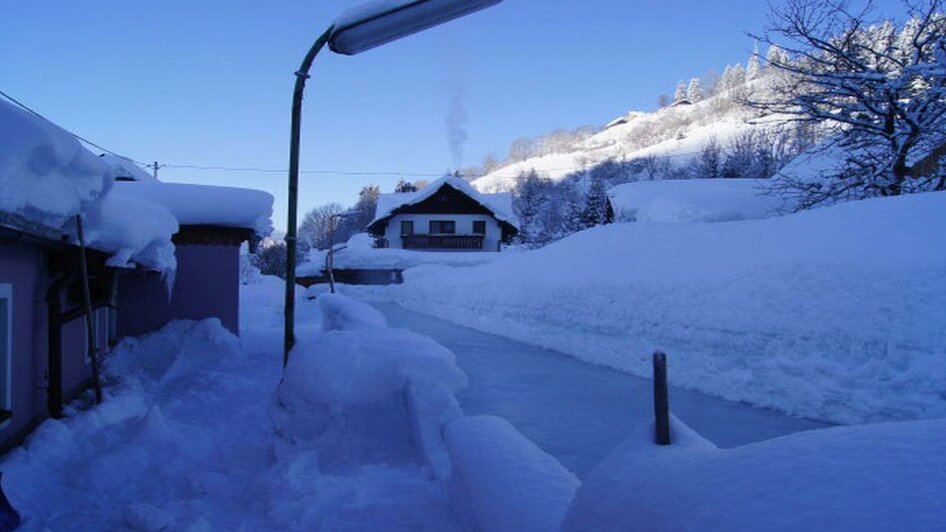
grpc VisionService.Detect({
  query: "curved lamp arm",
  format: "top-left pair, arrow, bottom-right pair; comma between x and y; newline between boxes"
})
284,25 -> 334,367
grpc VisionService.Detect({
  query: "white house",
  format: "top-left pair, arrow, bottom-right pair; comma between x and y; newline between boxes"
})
367,176 -> 519,251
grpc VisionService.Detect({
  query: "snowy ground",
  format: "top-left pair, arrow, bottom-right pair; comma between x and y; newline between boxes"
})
0,277 -> 459,531
354,192 -> 946,425
375,302 -> 828,478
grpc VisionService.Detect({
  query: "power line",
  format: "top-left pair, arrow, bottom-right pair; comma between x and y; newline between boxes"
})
159,164 -> 447,177
0,89 -> 146,165
2,87 -> 706,182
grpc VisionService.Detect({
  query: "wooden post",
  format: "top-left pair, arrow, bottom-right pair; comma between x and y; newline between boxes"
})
653,350 -> 671,445
76,215 -> 103,404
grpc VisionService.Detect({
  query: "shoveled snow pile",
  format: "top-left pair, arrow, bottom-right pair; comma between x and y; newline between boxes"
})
385,191 -> 946,424
298,233 -> 507,277
273,293 -> 467,475
446,415 -> 579,532
563,416 -> 946,531
0,319 -> 249,530
608,178 -> 785,223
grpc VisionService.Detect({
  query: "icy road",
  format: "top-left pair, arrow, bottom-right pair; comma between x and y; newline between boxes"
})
374,302 -> 830,479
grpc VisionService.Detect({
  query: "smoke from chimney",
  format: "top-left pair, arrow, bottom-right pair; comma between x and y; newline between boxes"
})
446,83 -> 468,170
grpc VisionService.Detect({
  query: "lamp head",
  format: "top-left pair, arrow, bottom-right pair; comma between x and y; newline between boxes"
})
329,0 -> 502,56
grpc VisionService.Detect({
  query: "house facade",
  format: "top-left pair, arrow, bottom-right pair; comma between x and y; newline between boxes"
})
367,176 -> 519,251
0,97 -> 272,451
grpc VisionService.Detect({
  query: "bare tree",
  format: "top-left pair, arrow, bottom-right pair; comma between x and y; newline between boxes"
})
752,0 -> 946,207
299,203 -> 344,250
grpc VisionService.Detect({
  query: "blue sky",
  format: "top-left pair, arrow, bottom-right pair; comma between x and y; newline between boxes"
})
1,1 -> 778,230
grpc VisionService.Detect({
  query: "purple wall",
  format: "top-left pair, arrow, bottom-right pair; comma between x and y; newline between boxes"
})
0,244 -> 43,446
1,242 -> 113,450
118,243 -> 241,337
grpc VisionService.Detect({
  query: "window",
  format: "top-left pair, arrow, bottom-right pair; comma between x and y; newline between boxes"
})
429,220 -> 456,234
473,220 -> 486,235
400,220 -> 414,235
0,284 -> 11,425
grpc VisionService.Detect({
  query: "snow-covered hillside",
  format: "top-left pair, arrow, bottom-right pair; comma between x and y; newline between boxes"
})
471,77 -> 790,193
376,191 -> 946,425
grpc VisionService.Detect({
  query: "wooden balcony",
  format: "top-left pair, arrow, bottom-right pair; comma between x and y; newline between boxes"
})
401,234 -> 484,250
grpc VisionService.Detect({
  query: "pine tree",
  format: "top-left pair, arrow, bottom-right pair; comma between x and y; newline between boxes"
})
765,44 -> 788,69
747,43 -> 761,80
580,176 -> 610,228
394,180 -> 418,193
686,78 -> 703,102
673,80 -> 687,103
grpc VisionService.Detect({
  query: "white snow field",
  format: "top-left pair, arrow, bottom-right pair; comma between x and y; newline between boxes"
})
373,191 -> 946,425
0,278 -> 462,530
564,415 -> 946,532
608,178 -> 785,223
374,301 -> 828,479
1,274 -> 942,530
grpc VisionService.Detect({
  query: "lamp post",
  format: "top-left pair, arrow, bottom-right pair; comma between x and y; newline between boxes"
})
283,0 -> 503,367
326,210 -> 359,294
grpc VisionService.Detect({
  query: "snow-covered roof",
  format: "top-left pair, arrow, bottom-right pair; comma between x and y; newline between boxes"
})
0,97 -> 273,274
370,175 -> 519,229
111,181 -> 273,236
608,179 -> 784,223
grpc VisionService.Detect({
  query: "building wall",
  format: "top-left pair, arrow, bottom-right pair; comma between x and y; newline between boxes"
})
0,243 -> 44,447
383,214 -> 502,251
118,243 -> 240,337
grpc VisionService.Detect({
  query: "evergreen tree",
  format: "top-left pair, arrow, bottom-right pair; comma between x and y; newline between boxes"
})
695,138 -> 723,178
394,180 -> 418,193
580,176 -> 610,227
686,78 -> 703,102
747,43 -> 761,80
673,80 -> 687,103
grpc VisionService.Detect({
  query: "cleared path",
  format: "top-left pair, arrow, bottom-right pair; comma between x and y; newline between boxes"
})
374,302 -> 830,479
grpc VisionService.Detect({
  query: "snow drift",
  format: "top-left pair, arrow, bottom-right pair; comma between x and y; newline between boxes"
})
564,416 -> 946,531
608,178 -> 785,223
386,191 -> 946,424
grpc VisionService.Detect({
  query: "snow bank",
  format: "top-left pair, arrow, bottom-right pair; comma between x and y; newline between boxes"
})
608,178 -> 784,223
564,416 -> 946,531
273,294 -> 467,473
386,192 -> 946,424
298,233 -> 505,276
446,415 -> 579,532
318,292 -> 388,331
0,319 -> 243,530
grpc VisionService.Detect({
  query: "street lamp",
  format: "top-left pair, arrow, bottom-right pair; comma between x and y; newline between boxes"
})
284,0 -> 503,366
326,210 -> 359,294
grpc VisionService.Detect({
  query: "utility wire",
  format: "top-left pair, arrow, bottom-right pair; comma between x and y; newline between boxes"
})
0,88 -> 146,165
3,88 -> 706,181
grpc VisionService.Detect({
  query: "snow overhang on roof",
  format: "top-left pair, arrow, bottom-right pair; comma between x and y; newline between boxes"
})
368,175 -> 520,235
110,181 -> 274,237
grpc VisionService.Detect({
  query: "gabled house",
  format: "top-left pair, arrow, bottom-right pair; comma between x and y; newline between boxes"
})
367,176 -> 519,251
0,98 -> 272,451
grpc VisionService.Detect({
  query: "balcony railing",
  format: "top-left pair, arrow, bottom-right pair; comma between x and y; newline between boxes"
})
401,234 -> 484,250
